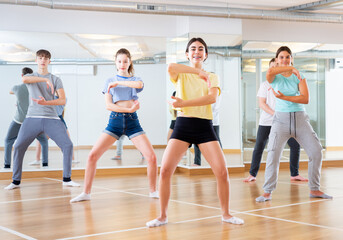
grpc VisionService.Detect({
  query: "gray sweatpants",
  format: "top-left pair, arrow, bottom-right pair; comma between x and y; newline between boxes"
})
12,118 -> 73,182
263,111 -> 322,193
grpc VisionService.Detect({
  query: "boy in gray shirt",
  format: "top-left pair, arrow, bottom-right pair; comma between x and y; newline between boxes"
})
5,49 -> 80,190
4,67 -> 49,169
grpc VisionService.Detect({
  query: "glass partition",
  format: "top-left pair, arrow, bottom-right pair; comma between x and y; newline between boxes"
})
0,30 -> 167,171
242,41 -> 343,163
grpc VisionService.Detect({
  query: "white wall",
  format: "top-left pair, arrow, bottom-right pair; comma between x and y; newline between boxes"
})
325,68 -> 343,147
242,19 -> 343,44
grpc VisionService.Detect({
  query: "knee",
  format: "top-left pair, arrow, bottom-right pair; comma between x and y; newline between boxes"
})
159,167 -> 173,182
145,152 -> 157,165
215,169 -> 229,182
309,148 -> 322,161
87,151 -> 99,164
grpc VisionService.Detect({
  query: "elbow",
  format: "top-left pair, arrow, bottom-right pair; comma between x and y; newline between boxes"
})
167,63 -> 176,76
105,103 -> 111,111
22,76 -> 29,83
60,99 -> 66,105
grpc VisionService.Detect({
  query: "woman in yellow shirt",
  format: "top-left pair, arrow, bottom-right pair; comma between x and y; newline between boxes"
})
146,38 -> 244,227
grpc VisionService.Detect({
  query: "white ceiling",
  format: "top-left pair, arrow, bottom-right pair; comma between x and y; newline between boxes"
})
0,1 -> 343,62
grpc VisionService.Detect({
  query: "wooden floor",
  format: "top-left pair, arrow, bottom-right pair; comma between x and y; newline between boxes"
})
0,167 -> 342,240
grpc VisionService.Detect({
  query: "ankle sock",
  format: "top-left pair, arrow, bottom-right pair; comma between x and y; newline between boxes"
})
70,192 -> 91,203
146,218 -> 168,227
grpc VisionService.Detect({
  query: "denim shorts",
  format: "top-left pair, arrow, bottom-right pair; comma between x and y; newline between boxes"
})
104,112 -> 145,140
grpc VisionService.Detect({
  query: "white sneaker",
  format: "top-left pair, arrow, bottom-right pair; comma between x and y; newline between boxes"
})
4,183 -> 20,190
63,181 -> 80,187
70,192 -> 91,203
149,191 -> 159,199
29,160 -> 40,165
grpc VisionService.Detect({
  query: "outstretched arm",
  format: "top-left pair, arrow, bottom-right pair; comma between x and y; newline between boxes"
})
171,87 -> 219,108
105,93 -> 140,113
272,79 -> 309,104
168,63 -> 210,86
266,66 -> 301,83
32,88 -> 66,106
107,80 -> 143,93
23,75 -> 54,94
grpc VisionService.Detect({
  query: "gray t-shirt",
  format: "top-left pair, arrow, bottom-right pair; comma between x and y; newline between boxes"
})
25,72 -> 63,118
12,84 -> 29,124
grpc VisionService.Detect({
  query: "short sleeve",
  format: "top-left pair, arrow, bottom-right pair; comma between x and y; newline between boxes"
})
209,73 -> 221,95
257,82 -> 268,98
135,77 -> 144,93
102,78 -> 112,95
11,85 -> 19,93
300,72 -> 305,81
54,77 -> 63,90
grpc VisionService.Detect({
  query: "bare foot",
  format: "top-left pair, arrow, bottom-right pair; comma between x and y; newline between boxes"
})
310,190 -> 333,199
243,175 -> 256,182
290,175 -> 308,182
310,190 -> 325,196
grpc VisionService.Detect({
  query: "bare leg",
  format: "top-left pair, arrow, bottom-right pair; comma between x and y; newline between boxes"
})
83,133 -> 116,194
158,139 -> 189,221
36,140 -> 41,161
199,141 -> 232,219
131,134 -> 157,193
166,128 -> 173,142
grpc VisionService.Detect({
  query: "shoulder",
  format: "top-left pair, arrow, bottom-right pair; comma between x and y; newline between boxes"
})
209,72 -> 218,79
134,76 -> 142,81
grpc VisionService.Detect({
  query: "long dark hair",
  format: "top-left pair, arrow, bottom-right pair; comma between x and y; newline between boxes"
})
185,38 -> 208,61
275,46 -> 292,58
115,48 -> 134,76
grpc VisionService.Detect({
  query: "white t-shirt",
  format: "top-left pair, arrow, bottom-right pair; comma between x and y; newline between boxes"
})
212,95 -> 221,126
257,81 -> 275,126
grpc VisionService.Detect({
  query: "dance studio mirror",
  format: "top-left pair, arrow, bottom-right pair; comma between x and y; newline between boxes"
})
242,41 -> 343,164
0,30 -> 245,172
0,30 -> 167,171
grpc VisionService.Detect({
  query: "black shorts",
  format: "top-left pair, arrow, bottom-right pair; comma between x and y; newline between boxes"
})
169,120 -> 176,130
170,117 -> 218,145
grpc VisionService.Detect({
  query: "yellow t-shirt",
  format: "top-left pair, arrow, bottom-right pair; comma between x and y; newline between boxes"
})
170,72 -> 220,120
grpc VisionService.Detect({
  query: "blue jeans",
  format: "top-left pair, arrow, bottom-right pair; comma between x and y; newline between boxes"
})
4,120 -> 48,168
104,112 -> 145,140
194,125 -> 222,166
249,125 -> 301,177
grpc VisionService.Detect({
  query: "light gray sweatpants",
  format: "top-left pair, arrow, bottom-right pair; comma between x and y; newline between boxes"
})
263,111 -> 322,193
12,118 -> 73,182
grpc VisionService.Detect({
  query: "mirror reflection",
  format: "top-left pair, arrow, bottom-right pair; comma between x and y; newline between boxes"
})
242,41 -> 343,167
0,30 -> 167,171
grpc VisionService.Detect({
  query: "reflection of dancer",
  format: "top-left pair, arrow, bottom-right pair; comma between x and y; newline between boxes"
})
70,48 -> 158,203
112,135 -> 145,161
256,46 -> 332,202
112,135 -> 126,160
166,91 -> 177,141
146,38 -> 244,227
4,67 -> 48,169
4,49 -> 79,190
193,98 -> 222,166
244,58 -> 307,182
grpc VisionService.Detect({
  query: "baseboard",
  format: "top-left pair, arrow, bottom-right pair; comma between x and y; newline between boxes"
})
326,146 -> 343,151
244,159 -> 343,171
